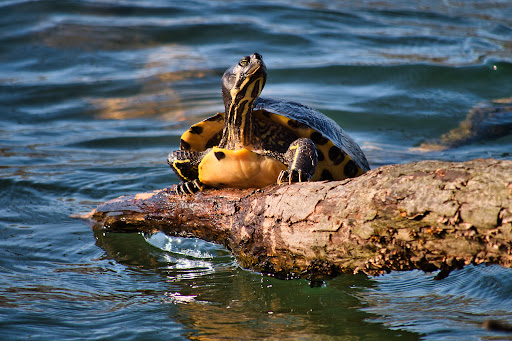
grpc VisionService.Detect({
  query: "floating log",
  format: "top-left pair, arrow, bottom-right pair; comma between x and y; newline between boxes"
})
419,96 -> 512,151
83,158 -> 512,279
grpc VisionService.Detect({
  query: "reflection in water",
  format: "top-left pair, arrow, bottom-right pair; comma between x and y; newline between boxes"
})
89,53 -> 217,121
89,50 -> 217,121
39,18 -> 219,121
94,230 -> 418,340
93,229 -> 512,339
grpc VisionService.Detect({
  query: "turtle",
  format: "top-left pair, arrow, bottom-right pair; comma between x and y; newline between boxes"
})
168,53 -> 370,194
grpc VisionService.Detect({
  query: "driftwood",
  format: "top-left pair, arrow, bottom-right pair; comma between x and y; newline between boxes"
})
83,158 -> 512,279
419,97 -> 512,151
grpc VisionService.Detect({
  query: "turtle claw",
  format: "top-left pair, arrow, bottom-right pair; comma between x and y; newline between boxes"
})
176,179 -> 205,195
277,169 -> 309,185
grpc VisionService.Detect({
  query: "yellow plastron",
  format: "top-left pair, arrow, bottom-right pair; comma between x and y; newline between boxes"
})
198,147 -> 287,189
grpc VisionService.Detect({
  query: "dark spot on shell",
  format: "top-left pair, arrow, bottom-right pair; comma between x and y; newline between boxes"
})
344,160 -> 358,178
261,110 -> 271,118
287,119 -> 300,128
310,132 -> 329,145
181,139 -> 191,150
189,125 -> 203,135
214,151 -> 226,160
206,114 -> 223,122
328,146 -> 345,165
206,132 -> 222,148
317,149 -> 325,162
286,119 -> 311,130
321,169 -> 333,181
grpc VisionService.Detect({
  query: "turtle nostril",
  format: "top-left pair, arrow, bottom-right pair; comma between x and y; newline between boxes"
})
252,53 -> 262,60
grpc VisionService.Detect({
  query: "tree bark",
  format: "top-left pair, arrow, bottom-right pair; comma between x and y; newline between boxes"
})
83,158 -> 512,279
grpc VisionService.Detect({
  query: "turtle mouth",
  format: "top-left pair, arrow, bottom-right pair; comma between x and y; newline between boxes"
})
245,53 -> 266,77
244,60 -> 265,78
246,63 -> 262,76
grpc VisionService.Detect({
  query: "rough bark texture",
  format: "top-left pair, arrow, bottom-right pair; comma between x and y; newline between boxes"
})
83,159 -> 512,279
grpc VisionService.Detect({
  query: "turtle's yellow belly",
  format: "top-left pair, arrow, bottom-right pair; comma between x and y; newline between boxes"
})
198,147 -> 287,189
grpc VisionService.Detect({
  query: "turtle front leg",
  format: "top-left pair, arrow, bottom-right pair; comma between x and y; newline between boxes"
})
167,150 -> 208,194
277,137 -> 318,184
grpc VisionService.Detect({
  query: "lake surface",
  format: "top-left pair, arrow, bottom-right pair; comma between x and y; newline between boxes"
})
1,0 -> 512,339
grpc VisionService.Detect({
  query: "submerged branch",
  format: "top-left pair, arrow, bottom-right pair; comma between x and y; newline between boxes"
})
83,159 -> 512,279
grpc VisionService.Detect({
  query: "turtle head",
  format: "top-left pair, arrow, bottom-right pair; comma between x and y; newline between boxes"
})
221,53 -> 267,114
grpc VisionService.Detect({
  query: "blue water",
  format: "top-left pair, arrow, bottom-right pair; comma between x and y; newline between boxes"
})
1,0 -> 512,339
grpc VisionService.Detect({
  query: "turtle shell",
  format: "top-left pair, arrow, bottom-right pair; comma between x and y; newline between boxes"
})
179,97 -> 369,181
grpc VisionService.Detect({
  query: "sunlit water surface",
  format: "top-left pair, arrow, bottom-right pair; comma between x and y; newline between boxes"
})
1,0 -> 512,339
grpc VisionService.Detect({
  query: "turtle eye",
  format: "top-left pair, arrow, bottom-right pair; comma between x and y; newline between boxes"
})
239,58 -> 250,67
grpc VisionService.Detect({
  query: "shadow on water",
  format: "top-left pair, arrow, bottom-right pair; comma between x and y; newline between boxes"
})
94,230 -> 420,340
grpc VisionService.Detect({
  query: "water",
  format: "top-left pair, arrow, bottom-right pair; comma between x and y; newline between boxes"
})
1,0 -> 512,339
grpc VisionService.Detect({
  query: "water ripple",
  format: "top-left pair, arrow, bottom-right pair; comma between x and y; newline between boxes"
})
361,266 -> 512,338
